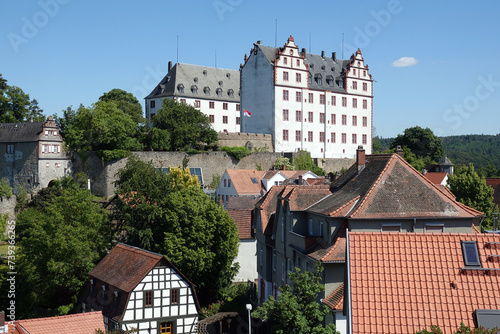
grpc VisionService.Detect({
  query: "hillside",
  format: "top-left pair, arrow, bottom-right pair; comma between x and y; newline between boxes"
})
375,134 -> 500,174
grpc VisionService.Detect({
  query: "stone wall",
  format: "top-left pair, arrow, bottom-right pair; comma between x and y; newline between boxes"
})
0,196 -> 17,223
217,132 -> 274,152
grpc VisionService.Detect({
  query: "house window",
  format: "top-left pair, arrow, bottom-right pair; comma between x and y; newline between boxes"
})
295,110 -> 301,122
342,97 -> 347,107
461,241 -> 481,267
341,133 -> 346,144
363,70 -> 367,77
283,71 -> 289,81
296,59 -> 300,66
194,100 -> 201,108
281,263 -> 285,282
296,91 -> 302,102
320,132 -> 325,143
223,103 -> 228,110
236,117 -> 240,125
353,98 -> 357,108
320,113 -> 325,124
150,100 -> 155,108
425,224 -> 444,233
352,81 -> 357,90
160,321 -> 173,334
352,115 -> 357,126
332,96 -> 336,106
272,251 -> 276,272
283,129 -> 289,141
180,99 -> 186,104
223,116 -> 228,124
209,101 -> 215,109
283,109 -> 289,121
308,93 -> 313,103
170,288 -> 179,304
363,82 -> 368,91
342,115 -> 347,125
331,132 -> 336,143
296,73 -> 301,82
236,104 -> 240,111
331,114 -> 336,125
308,131 -> 313,142
295,130 -> 301,142
381,224 -> 401,232
224,179 -> 227,187
362,116 -> 368,127
6,145 -> 14,154
352,133 -> 357,144
283,57 -> 287,64
362,134 -> 367,145
283,90 -> 289,101
228,179 -> 231,187
353,69 -> 356,75
320,94 -> 325,105
363,99 -> 368,109
308,112 -> 313,123
144,291 -> 152,307
209,115 -> 215,123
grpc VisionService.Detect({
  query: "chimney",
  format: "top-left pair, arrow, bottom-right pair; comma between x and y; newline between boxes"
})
332,52 -> 336,61
282,164 -> 286,171
395,145 -> 404,158
298,175 -> 303,184
256,40 -> 261,44
321,50 -> 325,58
168,61 -> 172,72
356,145 -> 365,171
302,48 -> 306,56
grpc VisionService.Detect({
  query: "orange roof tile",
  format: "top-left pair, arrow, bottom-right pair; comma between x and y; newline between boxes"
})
227,196 -> 257,240
226,169 -> 265,195
15,311 -> 104,334
323,283 -> 344,311
349,232 -> 500,334
424,172 -> 448,185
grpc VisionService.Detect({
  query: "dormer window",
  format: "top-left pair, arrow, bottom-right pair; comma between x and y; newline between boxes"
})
461,241 -> 481,267
177,84 -> 184,93
314,74 -> 322,85
157,86 -> 163,94
203,70 -> 208,76
226,73 -> 231,79
191,85 -> 198,94
194,77 -> 198,83
204,87 -> 210,96
228,89 -> 234,98
216,88 -> 223,97
326,75 -> 334,86
218,81 -> 223,87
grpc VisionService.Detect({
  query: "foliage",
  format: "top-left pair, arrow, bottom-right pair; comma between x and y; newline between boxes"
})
372,136 -> 385,153
447,163 -> 499,231
143,127 -> 170,151
28,98 -> 45,121
153,99 -> 217,151
416,325 -> 443,334
199,283 -> 256,319
98,88 -> 144,124
113,157 -> 239,304
0,84 -> 34,123
220,146 -> 252,160
252,263 -> 338,334
96,149 -> 132,162
416,323 -> 499,334
200,302 -> 221,320
391,126 -> 444,162
0,177 -> 13,198
273,156 -> 294,171
14,178 -> 112,317
210,173 -> 221,190
53,106 -> 77,139
293,151 -> 325,176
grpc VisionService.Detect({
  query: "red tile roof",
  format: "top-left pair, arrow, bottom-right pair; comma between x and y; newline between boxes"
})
323,283 -> 344,311
15,311 -> 104,334
227,197 -> 258,240
225,169 -> 265,195
349,232 -> 500,334
424,172 -> 448,185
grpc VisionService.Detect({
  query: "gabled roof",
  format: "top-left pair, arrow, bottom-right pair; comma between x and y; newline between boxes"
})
14,311 -> 104,334
225,169 -> 266,196
281,185 -> 331,212
0,116 -> 59,143
227,197 -> 258,240
145,63 -> 240,102
307,153 -> 483,220
424,171 -> 448,185
348,232 -> 500,334
255,185 -> 286,235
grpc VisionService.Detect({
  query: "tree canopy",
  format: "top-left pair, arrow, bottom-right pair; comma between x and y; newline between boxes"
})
293,151 -> 325,176
447,163 -> 499,231
0,74 -> 45,123
98,88 -> 144,124
252,264 -> 338,334
113,157 -> 239,304
152,99 -> 218,151
391,126 -> 444,162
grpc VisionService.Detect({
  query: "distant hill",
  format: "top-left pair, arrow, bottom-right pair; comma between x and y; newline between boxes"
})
375,134 -> 500,174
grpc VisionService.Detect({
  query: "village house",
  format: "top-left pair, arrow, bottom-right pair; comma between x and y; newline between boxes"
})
79,243 -> 200,334
12,311 -> 104,334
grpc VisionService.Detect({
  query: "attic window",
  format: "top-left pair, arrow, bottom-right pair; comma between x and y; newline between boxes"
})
166,75 -> 171,82
326,75 -> 334,86
251,177 -> 258,184
144,291 -> 153,307
314,74 -> 322,85
218,81 -> 223,87
216,88 -> 223,97
461,241 -> 481,267
203,70 -> 208,76
177,84 -> 184,93
157,86 -> 163,94
191,85 -> 198,94
226,73 -> 231,79
204,87 -> 210,96
194,77 -> 198,83
309,63 -> 314,69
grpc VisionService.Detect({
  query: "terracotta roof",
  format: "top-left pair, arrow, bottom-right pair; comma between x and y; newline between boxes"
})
323,283 -> 344,311
255,185 -> 286,235
227,197 -> 257,240
308,154 -> 483,220
226,169 -> 265,195
308,224 -> 346,262
15,311 -> 104,334
349,232 -> 500,334
424,172 -> 448,185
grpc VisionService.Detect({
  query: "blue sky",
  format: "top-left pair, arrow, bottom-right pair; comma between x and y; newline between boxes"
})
1,0 -> 499,138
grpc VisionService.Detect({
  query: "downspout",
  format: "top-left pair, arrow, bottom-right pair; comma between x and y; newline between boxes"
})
346,229 -> 352,334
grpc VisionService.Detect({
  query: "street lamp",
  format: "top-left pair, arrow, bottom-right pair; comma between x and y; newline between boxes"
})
246,303 -> 252,334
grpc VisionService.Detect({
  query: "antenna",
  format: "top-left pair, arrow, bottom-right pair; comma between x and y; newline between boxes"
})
309,33 -> 311,53
275,19 -> 277,47
342,33 -> 344,59
177,35 -> 179,64
215,49 -> 217,68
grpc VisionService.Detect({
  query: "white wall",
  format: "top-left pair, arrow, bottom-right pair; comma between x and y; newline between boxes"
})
233,239 -> 257,282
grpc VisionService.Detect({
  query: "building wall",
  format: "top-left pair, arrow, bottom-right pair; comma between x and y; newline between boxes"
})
217,132 -> 273,151
120,266 -> 198,334
233,239 -> 257,282
1,142 -> 39,195
348,218 -> 474,233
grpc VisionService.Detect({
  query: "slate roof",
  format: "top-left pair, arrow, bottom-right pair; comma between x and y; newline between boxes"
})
307,153 -> 483,220
145,63 -> 240,102
0,122 -> 45,143
226,196 -> 258,240
14,311 -> 104,334
226,169 -> 266,196
348,232 -> 500,334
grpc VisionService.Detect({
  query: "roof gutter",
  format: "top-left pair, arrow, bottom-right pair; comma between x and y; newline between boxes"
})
346,229 -> 352,334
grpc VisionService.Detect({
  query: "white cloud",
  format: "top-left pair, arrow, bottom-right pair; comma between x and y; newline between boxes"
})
391,57 -> 418,67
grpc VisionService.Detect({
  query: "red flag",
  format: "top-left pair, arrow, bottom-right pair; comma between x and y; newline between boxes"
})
244,109 -> 252,117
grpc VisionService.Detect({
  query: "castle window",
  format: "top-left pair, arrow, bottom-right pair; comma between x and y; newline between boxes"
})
228,89 -> 234,98
177,84 -> 184,93
191,85 -> 198,94
216,88 -> 223,97
6,144 -> 14,154
204,87 -> 210,96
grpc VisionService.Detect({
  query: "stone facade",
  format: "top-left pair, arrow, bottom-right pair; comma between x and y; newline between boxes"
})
217,132 -> 273,152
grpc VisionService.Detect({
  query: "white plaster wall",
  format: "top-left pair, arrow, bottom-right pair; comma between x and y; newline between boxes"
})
233,239 -> 257,282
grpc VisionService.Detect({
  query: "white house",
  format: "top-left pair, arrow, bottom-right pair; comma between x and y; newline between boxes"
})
80,243 -> 200,334
145,62 -> 241,133
240,36 -> 373,159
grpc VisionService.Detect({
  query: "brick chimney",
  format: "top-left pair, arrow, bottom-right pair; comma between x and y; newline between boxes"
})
282,164 -> 286,171
395,145 -> 404,158
356,145 -> 365,172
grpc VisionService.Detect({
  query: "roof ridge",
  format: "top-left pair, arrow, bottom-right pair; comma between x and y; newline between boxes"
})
17,311 -> 102,323
115,243 -> 163,260
329,195 -> 361,217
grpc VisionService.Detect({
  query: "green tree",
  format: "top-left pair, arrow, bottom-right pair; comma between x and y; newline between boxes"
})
0,177 -> 13,198
252,263 -> 338,334
0,74 -> 7,90
273,156 -> 294,171
153,99 -> 217,151
98,88 -> 144,124
114,157 -> 239,304
416,323 -> 499,334
28,98 -> 45,122
0,85 -> 32,123
14,178 -> 112,317
447,163 -> 499,231
293,151 -> 325,176
391,126 -> 444,162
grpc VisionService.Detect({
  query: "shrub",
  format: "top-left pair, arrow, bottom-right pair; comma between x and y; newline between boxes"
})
220,146 -> 252,160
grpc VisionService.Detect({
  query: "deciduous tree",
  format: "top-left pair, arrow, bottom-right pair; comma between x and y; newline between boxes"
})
391,126 -> 444,162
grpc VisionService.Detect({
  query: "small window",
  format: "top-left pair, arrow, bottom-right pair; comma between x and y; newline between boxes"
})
461,241 -> 481,267
150,100 -> 155,108
191,85 -> 198,94
160,321 -> 173,334
170,288 -> 179,304
251,177 -> 258,184
144,291 -> 152,307
177,84 -> 184,93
